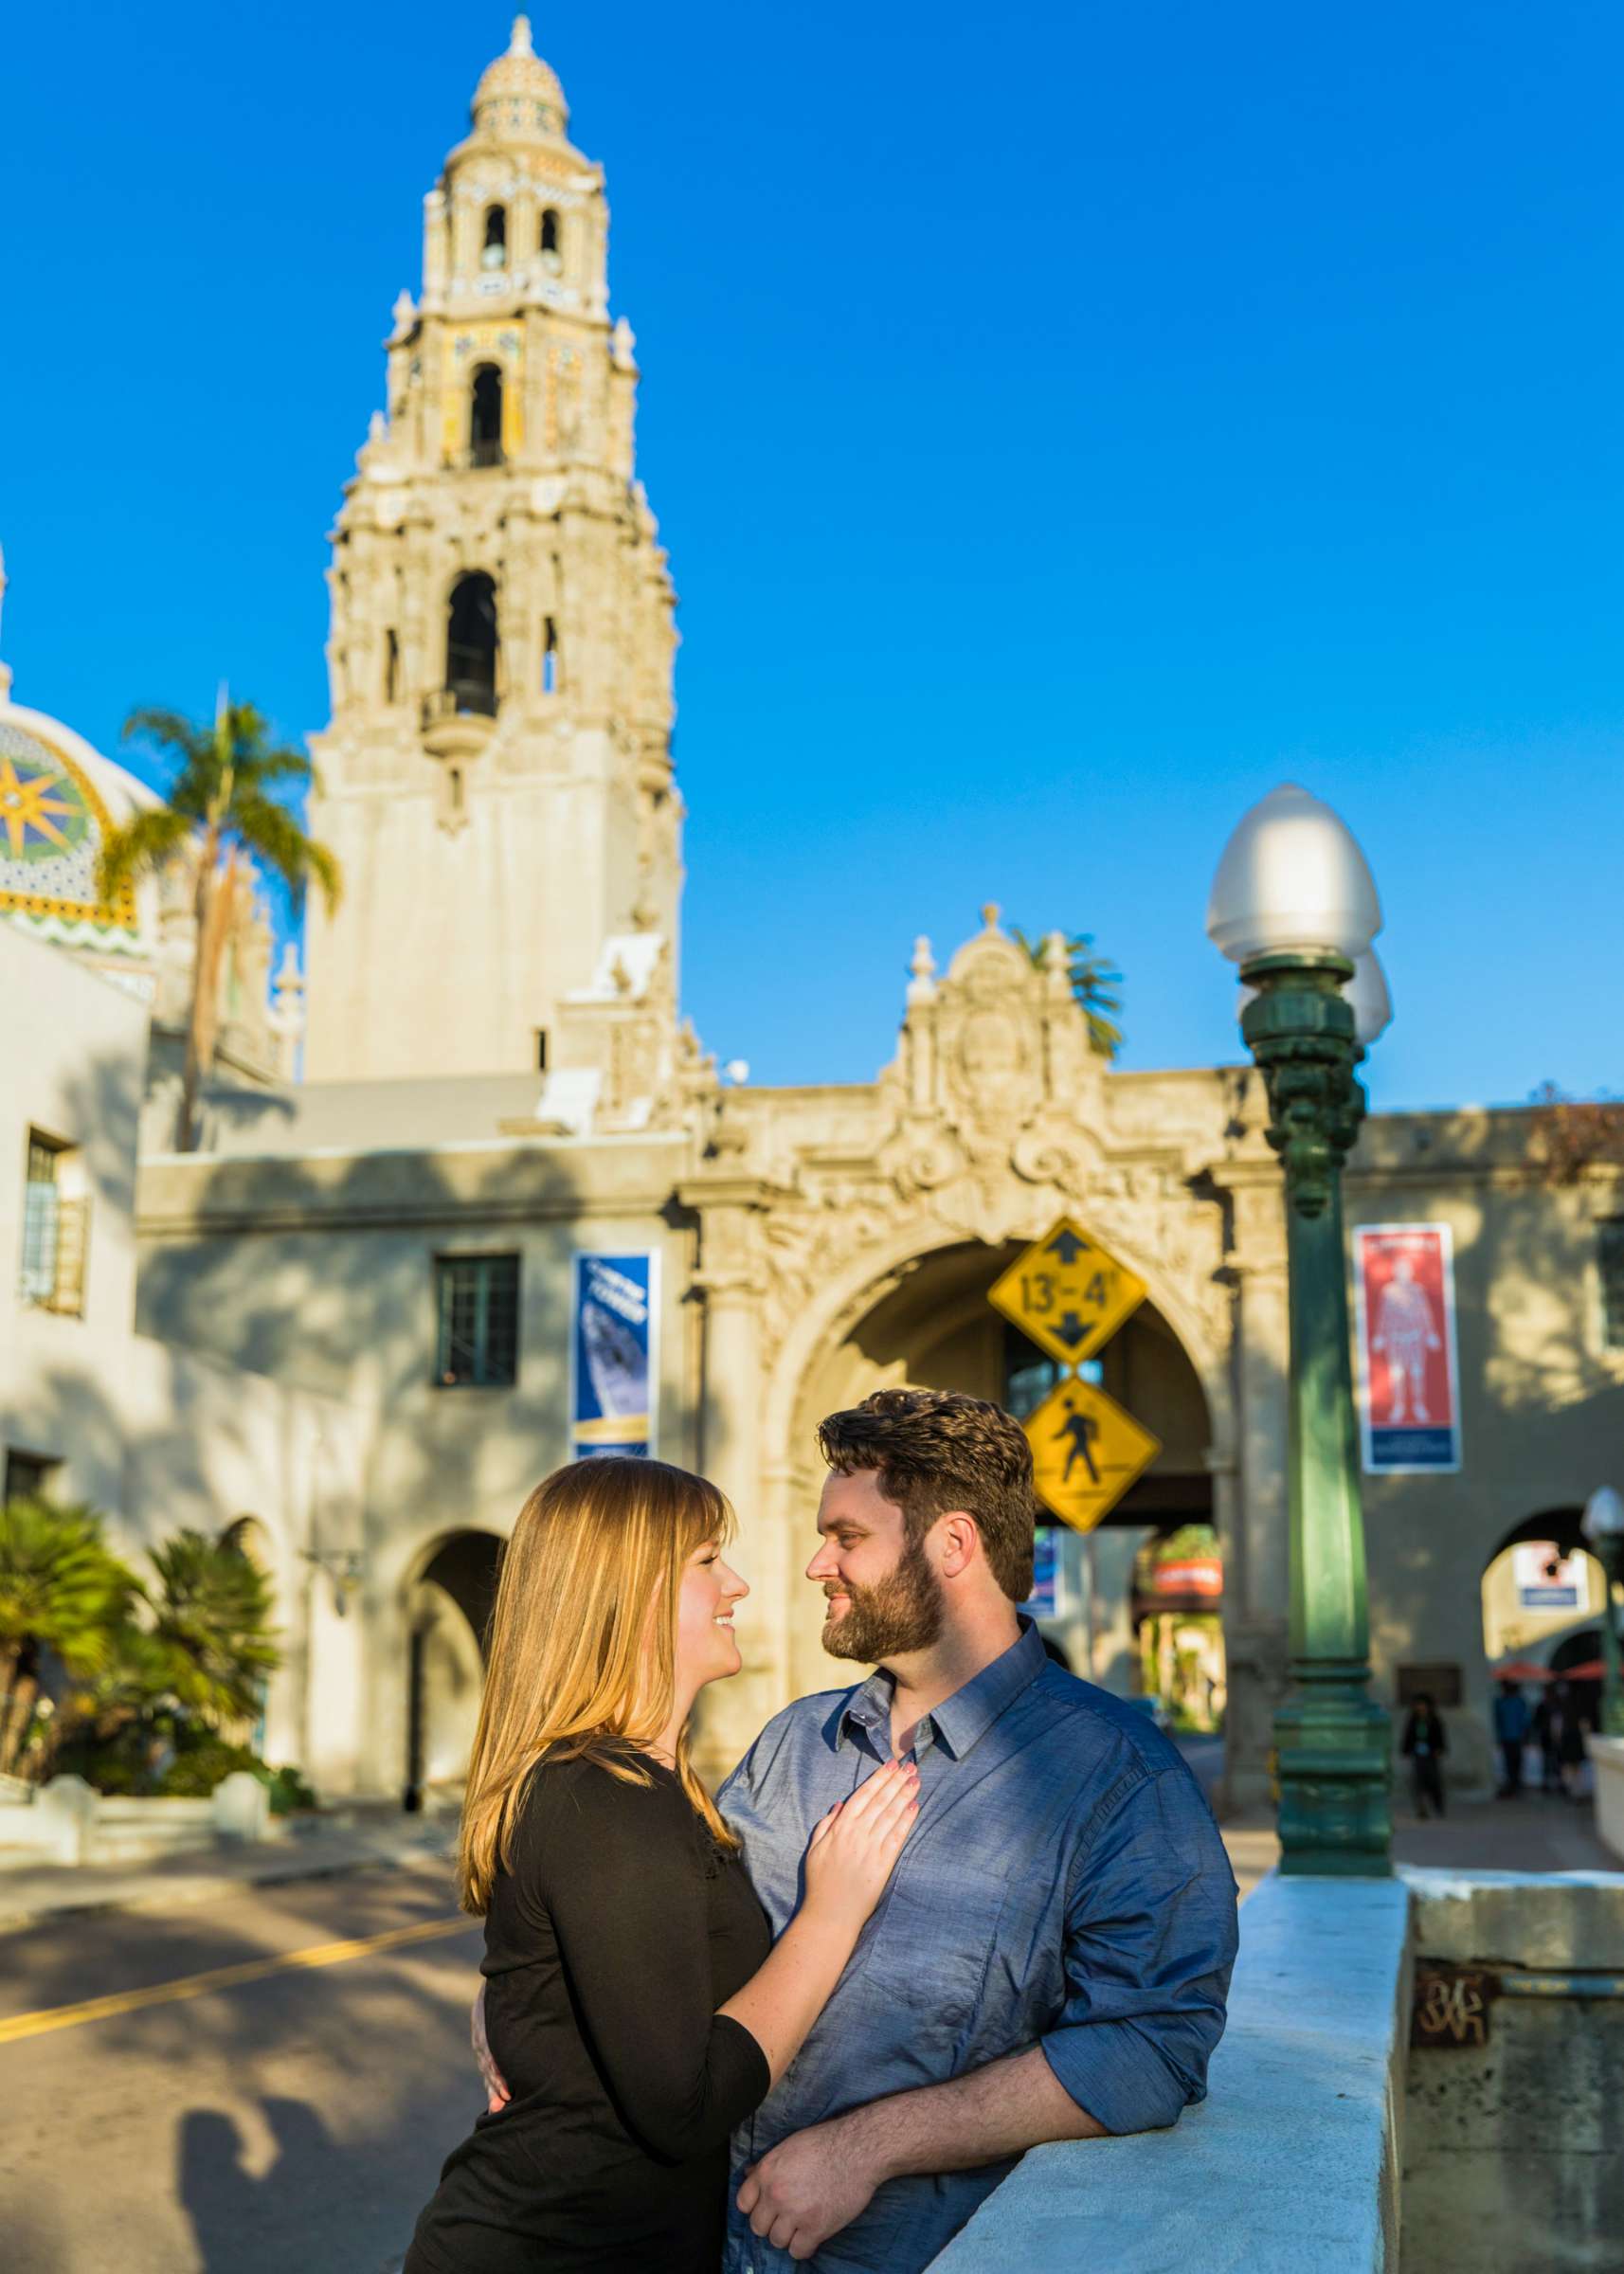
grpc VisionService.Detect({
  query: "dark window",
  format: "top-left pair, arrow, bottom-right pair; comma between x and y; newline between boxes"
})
446,572 -> 499,714
540,207 -> 561,256
384,627 -> 400,703
534,1029 -> 549,1072
541,614 -> 559,695
481,204 -> 508,269
1601,1221 -> 1624,1349
436,1255 -> 520,1387
1397,1663 -> 1463,1708
470,363 -> 503,467
4,1448 -> 60,1507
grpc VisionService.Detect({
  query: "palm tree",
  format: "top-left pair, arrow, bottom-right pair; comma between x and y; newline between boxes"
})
1010,926 -> 1125,1059
98,698 -> 341,1151
0,1500 -> 137,1777
146,1530 -> 280,1728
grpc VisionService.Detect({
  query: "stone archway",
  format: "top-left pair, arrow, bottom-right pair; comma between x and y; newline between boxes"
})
402,1529 -> 502,1808
777,1233 -> 1222,1706
689,1203 -> 1238,1781
1480,1507 -> 1603,1667
681,907 -> 1276,1795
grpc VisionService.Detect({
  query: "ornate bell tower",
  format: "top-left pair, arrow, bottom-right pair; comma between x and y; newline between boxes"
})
303,18 -> 682,1090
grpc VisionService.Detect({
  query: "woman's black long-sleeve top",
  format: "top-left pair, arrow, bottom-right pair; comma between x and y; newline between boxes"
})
406,1752 -> 772,2274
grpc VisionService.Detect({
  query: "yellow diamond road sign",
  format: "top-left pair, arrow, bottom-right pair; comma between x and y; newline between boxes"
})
1026,1379 -> 1162,1535
988,1215 -> 1148,1366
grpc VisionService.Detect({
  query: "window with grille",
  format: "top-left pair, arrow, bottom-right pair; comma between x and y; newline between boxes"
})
1600,1220 -> 1624,1350
435,1254 -> 520,1386
20,1132 -> 87,1316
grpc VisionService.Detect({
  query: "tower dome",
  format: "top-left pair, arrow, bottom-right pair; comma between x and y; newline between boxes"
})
472,16 -> 568,141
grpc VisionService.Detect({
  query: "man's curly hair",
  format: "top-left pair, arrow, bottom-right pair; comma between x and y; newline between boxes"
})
816,1386 -> 1036,1604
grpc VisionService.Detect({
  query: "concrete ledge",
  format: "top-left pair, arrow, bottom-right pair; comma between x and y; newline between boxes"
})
929,1873 -> 1412,2273
1586,1734 -> 1624,1866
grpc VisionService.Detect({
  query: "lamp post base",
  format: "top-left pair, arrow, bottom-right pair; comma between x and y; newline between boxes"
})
1274,1678 -> 1393,1877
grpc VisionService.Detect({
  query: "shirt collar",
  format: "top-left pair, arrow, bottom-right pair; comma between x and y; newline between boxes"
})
836,1615 -> 1048,1762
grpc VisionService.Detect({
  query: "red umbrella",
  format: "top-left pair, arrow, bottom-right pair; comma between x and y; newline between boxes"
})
1490,1660 -> 1555,1683
1554,1659 -> 1606,1683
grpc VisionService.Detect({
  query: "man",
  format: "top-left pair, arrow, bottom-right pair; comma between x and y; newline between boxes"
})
718,1388 -> 1237,2272
1492,1679 -> 1530,1796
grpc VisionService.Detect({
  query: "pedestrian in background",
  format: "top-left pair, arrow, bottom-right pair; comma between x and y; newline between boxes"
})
1531,1688 -> 1561,1793
1544,1681 -> 1588,1800
1492,1681 -> 1529,1796
1400,1692 -> 1448,1818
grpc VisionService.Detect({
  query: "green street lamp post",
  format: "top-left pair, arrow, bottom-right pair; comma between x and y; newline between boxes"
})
1580,1487 -> 1624,1739
1208,785 -> 1394,1875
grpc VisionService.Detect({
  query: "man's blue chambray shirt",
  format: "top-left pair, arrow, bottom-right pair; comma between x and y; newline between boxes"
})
716,1619 -> 1238,2274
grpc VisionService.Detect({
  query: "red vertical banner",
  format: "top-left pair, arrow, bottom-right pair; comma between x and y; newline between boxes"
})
1353,1224 -> 1461,1474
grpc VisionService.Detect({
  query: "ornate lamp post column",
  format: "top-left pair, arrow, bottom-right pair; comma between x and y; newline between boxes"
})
1208,785 -> 1394,1875
1581,1487 -> 1624,1739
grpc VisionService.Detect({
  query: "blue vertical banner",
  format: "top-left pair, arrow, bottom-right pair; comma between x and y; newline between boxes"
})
570,1253 -> 659,1459
1026,1526 -> 1060,1616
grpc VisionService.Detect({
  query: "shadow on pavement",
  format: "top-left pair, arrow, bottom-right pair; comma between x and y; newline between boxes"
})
178,2097 -> 336,2273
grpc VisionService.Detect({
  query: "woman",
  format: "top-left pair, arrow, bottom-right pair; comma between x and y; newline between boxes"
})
404,1456 -> 918,2274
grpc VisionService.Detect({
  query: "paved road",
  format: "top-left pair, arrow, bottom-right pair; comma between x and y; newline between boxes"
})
0,1861 -> 484,2274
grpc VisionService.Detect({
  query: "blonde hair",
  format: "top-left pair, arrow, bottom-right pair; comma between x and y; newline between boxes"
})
456,1455 -> 737,1915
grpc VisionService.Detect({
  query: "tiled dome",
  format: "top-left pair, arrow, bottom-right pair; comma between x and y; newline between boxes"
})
0,713 -> 139,939
473,16 -> 568,139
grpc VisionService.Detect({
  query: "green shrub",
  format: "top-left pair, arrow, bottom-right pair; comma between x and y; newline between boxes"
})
259,1763 -> 316,1815
156,1738 -> 262,1796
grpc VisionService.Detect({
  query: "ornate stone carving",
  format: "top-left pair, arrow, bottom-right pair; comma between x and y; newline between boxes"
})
714,911 -> 1238,1381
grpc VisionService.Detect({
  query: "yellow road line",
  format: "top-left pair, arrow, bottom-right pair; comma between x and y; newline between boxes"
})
0,1914 -> 478,2046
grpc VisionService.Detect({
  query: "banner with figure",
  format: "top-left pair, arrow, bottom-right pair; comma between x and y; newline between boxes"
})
570,1253 -> 659,1459
1353,1224 -> 1461,1474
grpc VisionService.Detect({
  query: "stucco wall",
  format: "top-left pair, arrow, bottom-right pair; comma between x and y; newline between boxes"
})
135,1128 -> 696,1793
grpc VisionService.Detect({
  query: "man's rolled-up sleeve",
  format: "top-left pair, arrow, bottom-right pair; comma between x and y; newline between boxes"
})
1039,1765 -> 1239,2136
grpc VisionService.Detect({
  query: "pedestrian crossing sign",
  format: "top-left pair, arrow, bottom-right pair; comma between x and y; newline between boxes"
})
1025,1379 -> 1162,1534
987,1216 -> 1148,1366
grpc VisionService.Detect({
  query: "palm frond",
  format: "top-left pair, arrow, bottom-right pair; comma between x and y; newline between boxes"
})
1011,924 -> 1126,1060
123,708 -> 226,818
95,804 -> 193,906
238,745 -> 316,791
229,793 -> 342,912
122,707 -> 214,767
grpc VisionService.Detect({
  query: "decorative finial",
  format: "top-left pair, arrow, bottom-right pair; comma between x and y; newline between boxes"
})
906,934 -> 937,1006
1041,929 -> 1072,997
980,901 -> 1002,933
511,13 -> 534,54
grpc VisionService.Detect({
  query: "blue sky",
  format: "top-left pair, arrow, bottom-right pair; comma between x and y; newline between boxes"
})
5,2 -> 1621,1110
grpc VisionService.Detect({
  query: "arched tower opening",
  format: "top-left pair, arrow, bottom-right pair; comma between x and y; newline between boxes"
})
469,363 -> 504,467
540,206 -> 561,262
481,203 -> 508,269
445,572 -> 499,715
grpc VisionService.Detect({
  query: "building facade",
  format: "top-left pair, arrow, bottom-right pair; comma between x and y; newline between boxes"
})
8,23 -> 1624,1811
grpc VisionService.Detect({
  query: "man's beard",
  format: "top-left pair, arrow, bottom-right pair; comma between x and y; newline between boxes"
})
821,1536 -> 943,1663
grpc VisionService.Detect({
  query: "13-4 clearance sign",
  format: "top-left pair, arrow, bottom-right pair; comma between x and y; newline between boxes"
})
986,1218 -> 1147,1367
